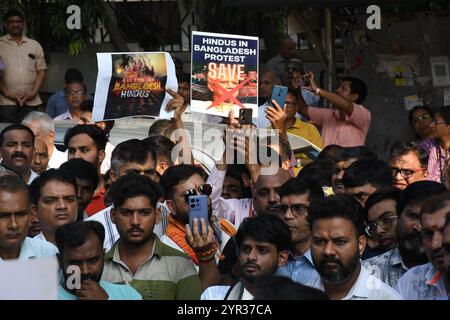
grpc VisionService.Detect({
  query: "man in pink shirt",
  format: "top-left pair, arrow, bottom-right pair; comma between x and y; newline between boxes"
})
297,73 -> 371,147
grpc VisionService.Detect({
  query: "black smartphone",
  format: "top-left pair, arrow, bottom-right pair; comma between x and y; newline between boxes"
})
239,108 -> 253,125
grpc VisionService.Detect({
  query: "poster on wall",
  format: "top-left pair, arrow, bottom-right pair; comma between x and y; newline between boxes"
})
376,54 -> 419,87
93,52 -> 177,121
430,56 -> 450,87
190,31 -> 259,118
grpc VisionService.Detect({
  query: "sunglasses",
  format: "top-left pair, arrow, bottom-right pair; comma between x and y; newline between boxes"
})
275,203 -> 309,216
181,184 -> 212,202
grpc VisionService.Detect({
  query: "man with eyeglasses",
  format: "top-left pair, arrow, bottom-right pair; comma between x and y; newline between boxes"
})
397,192 -> 450,299
389,142 -> 429,190
54,80 -> 87,122
160,164 -> 236,289
101,174 -> 202,300
275,178 -> 324,287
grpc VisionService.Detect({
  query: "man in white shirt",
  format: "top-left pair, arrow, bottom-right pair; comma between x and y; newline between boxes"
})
22,111 -> 67,169
53,81 -> 87,122
0,175 -> 57,262
309,194 -> 401,300
201,214 -> 289,300
396,193 -> 450,299
0,124 -> 38,184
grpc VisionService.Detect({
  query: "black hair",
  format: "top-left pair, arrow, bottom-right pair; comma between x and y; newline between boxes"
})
147,119 -> 175,139
399,180 -> 447,214
445,212 -> 450,230
0,124 -> 35,146
420,192 -> 450,220
0,175 -> 30,203
317,144 -> 344,162
408,106 -> 433,126
309,194 -> 365,237
59,158 -> 99,190
80,99 -> 94,113
253,276 -> 329,300
111,139 -> 156,174
434,106 -> 450,125
280,178 -> 324,202
160,164 -> 206,199
364,188 -> 402,222
55,221 -> 105,257
225,164 -> 252,198
65,80 -> 87,93
63,124 -> 108,151
297,158 -> 333,187
178,72 -> 190,84
108,174 -> 163,209
29,169 -> 77,205
4,9 -> 24,21
342,159 -> 393,190
389,142 -> 428,168
235,214 -> 291,253
333,146 -> 377,164
342,76 -> 367,104
141,135 -> 175,165
64,68 -> 83,83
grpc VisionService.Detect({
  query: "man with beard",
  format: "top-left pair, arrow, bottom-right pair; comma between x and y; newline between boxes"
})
363,181 -> 443,288
331,146 -> 376,195
276,178 -> 324,287
56,221 -> 142,300
201,214 -> 290,300
439,213 -> 450,299
309,194 -> 401,299
0,124 -> 38,184
101,174 -> 201,300
397,192 -> 450,299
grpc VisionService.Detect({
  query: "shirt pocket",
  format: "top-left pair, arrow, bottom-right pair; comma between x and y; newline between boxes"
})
130,279 -> 177,300
25,54 -> 36,73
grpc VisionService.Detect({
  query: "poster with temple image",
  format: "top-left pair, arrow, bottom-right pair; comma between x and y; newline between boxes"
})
191,31 -> 259,118
93,52 -> 177,121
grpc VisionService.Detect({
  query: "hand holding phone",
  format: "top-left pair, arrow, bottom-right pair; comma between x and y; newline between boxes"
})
188,195 -> 209,235
269,85 -> 288,110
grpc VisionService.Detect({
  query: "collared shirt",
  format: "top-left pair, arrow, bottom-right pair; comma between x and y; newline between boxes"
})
276,249 -> 321,288
0,237 -> 58,262
47,146 -> 67,169
102,235 -> 202,300
85,187 -> 107,217
308,104 -> 371,147
0,34 -> 46,106
53,110 -> 73,121
27,169 -> 39,185
363,246 -> 408,288
100,142 -> 115,175
201,285 -> 254,300
58,280 -> 142,300
286,118 -> 324,148
46,90 -> 68,119
396,262 -> 448,300
317,265 -> 402,300
33,232 -> 58,250
418,139 -> 445,183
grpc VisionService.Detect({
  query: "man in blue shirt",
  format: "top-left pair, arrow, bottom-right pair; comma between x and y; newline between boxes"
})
56,220 -> 142,300
275,178 -> 323,287
46,68 -> 84,119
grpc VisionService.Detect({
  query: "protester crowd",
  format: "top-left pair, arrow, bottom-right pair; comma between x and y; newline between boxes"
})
1,9 -> 450,300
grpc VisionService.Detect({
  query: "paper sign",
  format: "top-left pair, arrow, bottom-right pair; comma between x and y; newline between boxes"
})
191,31 -> 259,118
0,257 -> 58,300
93,52 -> 178,121
403,95 -> 423,111
430,56 -> 450,87
444,87 -> 450,106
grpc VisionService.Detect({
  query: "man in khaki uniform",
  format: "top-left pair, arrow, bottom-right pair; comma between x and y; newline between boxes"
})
0,9 -> 46,123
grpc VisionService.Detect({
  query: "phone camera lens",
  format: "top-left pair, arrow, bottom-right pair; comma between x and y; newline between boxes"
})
190,204 -> 195,208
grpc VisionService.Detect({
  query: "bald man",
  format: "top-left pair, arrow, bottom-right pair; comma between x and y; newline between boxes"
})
265,35 -> 302,79
31,137 -> 49,174
257,71 -> 282,128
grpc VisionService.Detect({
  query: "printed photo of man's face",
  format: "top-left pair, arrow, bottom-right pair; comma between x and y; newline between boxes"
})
207,63 -> 244,108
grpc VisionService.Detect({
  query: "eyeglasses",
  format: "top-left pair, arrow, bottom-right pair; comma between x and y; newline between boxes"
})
125,168 -> 158,177
365,214 -> 398,237
275,203 -> 309,216
432,119 -> 446,126
412,114 -> 431,124
181,184 -> 212,202
66,90 -> 85,97
391,167 -> 417,179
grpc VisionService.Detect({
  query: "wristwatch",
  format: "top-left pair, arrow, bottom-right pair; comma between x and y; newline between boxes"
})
314,87 -> 321,96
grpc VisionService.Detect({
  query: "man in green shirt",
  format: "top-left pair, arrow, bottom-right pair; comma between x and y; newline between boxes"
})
102,174 -> 202,300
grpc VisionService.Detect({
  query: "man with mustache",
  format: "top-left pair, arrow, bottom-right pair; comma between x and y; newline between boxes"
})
439,213 -> 450,299
56,221 -> 142,300
102,174 -> 202,300
276,178 -> 324,287
29,169 -> 78,246
363,181 -> 443,288
309,194 -> 401,299
331,146 -> 377,195
0,124 -> 37,184
397,192 -> 450,299
202,214 -> 290,300
0,175 -> 57,261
